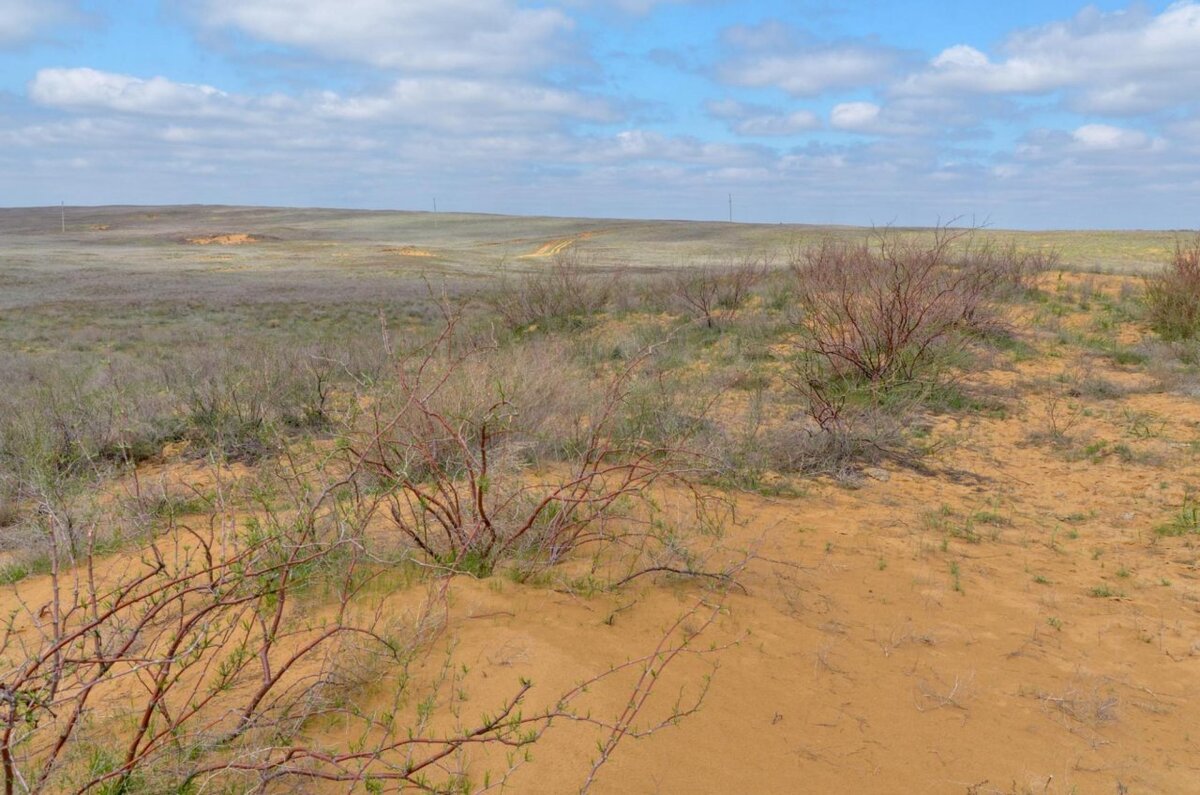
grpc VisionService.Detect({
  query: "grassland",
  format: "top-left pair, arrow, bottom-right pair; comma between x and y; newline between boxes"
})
1,206 -> 1198,794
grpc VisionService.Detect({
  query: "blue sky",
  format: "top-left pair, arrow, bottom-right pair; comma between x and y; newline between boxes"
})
1,0 -> 1198,228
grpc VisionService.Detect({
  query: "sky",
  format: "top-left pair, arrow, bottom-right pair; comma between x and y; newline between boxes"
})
1,0 -> 1199,228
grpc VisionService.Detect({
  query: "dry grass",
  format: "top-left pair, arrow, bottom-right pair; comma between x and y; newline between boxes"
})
3,206 -> 1200,792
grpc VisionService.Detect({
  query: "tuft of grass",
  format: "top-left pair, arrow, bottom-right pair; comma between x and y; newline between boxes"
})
0,553 -> 52,585
1144,237 -> 1200,341
0,562 -> 30,585
949,561 -> 964,593
1154,499 -> 1200,537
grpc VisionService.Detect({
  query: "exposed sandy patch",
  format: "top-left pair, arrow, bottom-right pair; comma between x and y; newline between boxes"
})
519,231 -> 598,258
186,233 -> 263,245
381,245 -> 435,257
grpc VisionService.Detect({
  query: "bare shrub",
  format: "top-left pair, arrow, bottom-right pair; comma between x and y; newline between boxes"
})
0,467 -> 381,792
160,339 -> 342,462
0,497 -> 18,530
0,461 -> 725,792
0,358 -> 174,482
791,231 -> 982,386
1144,236 -> 1200,341
486,249 -> 619,331
1140,338 -> 1200,395
782,228 -> 1001,474
771,377 -> 918,474
609,271 -> 675,314
957,240 -> 1057,302
670,255 -> 769,328
354,311 -> 705,575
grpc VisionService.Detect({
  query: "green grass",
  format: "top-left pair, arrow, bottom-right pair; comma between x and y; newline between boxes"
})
1154,500 -> 1200,537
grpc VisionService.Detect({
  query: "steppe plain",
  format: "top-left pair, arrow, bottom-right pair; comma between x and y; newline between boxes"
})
1,206 -> 1198,793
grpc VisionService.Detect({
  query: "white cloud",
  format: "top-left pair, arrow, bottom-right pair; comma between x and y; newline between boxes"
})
898,2 -> 1200,114
314,78 -> 617,127
29,67 -> 618,134
829,101 -> 924,136
30,68 -> 236,117
721,46 -> 901,96
717,22 -> 905,96
706,99 -> 819,136
9,1 -> 1200,227
732,111 -> 820,136
188,0 -> 572,74
830,101 -> 881,131
0,0 -> 80,46
1071,124 -> 1154,151
561,0 -> 698,13
597,129 -> 766,167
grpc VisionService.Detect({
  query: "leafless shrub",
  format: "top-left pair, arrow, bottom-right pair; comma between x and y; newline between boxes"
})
609,271 -> 675,314
0,452 -> 727,793
1140,338 -> 1200,395
1025,374 -> 1087,446
0,497 -> 18,530
353,308 -> 707,575
791,230 -> 981,386
486,249 -> 620,332
0,358 -> 173,483
0,463 -> 381,792
957,240 -> 1057,301
782,228 -> 1001,473
760,409 -> 909,477
1144,236 -> 1200,340
670,255 -> 770,328
159,339 -> 342,462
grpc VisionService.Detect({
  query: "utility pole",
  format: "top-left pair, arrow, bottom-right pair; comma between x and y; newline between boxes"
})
433,197 -> 437,213
728,194 -> 733,223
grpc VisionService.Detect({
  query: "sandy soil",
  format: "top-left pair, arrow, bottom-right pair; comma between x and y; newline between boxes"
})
186,232 -> 263,245
2,270 -> 1197,794
388,277 -> 1199,793
520,231 -> 599,258
381,246 -> 436,257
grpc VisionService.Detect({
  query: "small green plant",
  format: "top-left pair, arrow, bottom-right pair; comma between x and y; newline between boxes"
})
972,510 -> 1010,527
1154,498 -> 1200,537
1107,346 -> 1148,366
0,561 -> 30,585
1089,583 -> 1123,598
949,561 -> 963,593
1046,616 -> 1063,631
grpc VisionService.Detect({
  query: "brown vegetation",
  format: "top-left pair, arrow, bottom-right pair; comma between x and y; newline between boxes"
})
2,212 -> 1199,792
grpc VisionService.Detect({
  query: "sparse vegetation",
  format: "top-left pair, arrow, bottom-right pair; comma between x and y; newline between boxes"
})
486,249 -> 620,332
669,255 -> 769,328
1144,237 -> 1200,340
1154,497 -> 1200,537
2,207 -> 1198,792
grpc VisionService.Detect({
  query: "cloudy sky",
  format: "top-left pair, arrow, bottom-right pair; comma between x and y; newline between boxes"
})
2,0 -> 1199,228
